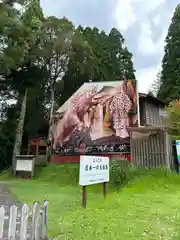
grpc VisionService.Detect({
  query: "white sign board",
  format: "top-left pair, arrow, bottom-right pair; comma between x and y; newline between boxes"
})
16,160 -> 33,172
79,155 -> 109,186
14,155 -> 35,178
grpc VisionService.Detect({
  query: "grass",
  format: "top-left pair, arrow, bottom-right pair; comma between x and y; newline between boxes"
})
1,164 -> 180,239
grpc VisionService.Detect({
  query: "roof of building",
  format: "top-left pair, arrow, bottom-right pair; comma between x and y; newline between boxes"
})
139,93 -> 165,106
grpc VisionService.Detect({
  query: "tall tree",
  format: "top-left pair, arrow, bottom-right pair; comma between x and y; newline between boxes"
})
11,0 -> 44,168
60,26 -> 135,106
38,17 -> 74,121
0,0 -> 43,74
108,28 -> 135,80
148,70 -> 162,97
61,26 -> 98,104
0,0 -> 44,169
166,100 -> 180,139
158,4 -> 180,103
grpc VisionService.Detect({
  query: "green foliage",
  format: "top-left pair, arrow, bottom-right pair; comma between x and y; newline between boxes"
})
0,0 -> 43,73
110,161 -> 173,189
166,100 -> 180,139
158,4 -> 180,103
35,163 -> 80,185
60,26 -> 135,105
0,105 -> 19,170
35,162 -> 145,190
110,161 -> 132,188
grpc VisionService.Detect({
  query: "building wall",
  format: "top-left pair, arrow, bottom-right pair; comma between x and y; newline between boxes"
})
130,130 -> 174,169
140,99 -> 168,126
130,97 -> 173,170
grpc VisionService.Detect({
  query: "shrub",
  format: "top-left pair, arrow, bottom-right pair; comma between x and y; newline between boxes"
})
110,160 -> 134,188
109,160 -> 176,190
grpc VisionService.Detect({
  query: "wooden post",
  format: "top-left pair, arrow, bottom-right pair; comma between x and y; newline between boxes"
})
82,186 -> 87,208
43,200 -> 48,239
20,203 -> 29,240
8,205 -> 17,240
164,131 -> 170,170
27,139 -> 30,155
103,182 -> 107,199
129,130 -> 133,167
32,201 -> 39,240
31,157 -> 35,179
35,140 -> 39,155
0,207 -> 5,239
39,210 -> 43,239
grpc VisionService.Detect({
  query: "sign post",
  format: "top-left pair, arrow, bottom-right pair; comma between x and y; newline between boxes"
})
79,155 -> 109,208
176,140 -> 180,173
82,186 -> 87,208
103,182 -> 107,199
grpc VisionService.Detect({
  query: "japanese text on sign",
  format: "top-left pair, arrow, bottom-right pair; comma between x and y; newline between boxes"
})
79,155 -> 109,186
53,143 -> 130,155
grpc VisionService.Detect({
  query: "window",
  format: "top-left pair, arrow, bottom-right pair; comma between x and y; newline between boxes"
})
159,108 -> 167,117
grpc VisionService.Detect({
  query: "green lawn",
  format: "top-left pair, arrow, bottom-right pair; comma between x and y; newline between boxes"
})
1,164 -> 180,239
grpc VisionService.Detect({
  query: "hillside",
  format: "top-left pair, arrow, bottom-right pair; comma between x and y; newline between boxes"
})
1,164 -> 180,239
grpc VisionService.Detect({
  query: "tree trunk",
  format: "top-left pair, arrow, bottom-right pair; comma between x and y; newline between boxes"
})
46,81 -> 55,163
49,81 -> 55,121
12,88 -> 28,171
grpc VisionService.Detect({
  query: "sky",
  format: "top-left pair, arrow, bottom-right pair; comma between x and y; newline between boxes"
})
40,0 -> 179,93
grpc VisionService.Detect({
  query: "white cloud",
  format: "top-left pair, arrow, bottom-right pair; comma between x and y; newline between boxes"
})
136,24 -> 165,92
115,0 -> 167,93
152,13 -> 161,26
40,0 -> 64,16
114,2 -> 136,31
140,0 -> 165,11
136,64 -> 161,93
137,22 -> 166,55
115,0 -> 165,31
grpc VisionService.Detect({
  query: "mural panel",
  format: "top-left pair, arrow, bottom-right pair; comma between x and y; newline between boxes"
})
51,80 -> 139,154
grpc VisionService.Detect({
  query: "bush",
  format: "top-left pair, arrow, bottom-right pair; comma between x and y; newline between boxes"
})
109,160 -> 173,189
110,160 -> 135,188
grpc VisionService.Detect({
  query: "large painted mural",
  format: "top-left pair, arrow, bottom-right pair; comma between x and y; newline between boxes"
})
50,80 -> 139,154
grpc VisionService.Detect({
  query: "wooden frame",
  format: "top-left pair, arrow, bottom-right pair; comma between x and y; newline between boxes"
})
14,155 -> 35,178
